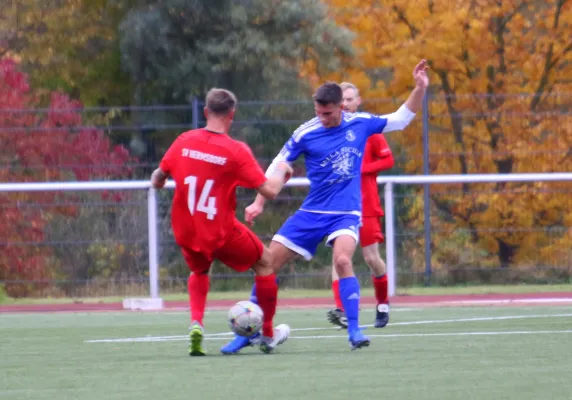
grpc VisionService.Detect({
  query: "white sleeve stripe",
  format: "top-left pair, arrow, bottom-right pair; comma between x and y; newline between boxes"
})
343,112 -> 372,122
295,116 -> 319,131
292,119 -> 321,142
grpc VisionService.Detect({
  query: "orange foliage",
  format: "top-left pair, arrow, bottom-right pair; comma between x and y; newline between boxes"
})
303,0 -> 572,271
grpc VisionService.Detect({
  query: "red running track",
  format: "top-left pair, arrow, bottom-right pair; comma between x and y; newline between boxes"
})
1,292 -> 571,313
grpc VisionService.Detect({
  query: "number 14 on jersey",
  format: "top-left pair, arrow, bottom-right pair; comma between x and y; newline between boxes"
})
184,175 -> 217,220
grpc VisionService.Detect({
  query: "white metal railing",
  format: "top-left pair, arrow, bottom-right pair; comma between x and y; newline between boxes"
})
2,172 -> 572,299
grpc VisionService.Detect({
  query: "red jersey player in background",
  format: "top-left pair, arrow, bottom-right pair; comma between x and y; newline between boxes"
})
327,82 -> 395,329
151,88 -> 292,356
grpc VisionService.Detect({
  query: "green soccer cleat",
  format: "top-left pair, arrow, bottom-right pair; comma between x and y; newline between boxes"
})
189,322 -> 207,356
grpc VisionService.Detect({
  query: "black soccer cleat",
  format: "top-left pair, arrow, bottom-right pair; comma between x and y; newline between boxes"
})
327,308 -> 348,329
374,303 -> 390,328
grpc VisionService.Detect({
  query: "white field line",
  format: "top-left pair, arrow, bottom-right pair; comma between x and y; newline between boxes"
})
442,298 -> 572,304
85,313 -> 572,343
221,330 -> 572,340
159,307 -> 419,315
85,330 -> 572,343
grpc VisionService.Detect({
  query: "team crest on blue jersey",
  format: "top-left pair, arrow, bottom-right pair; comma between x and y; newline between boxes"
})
318,147 -> 363,183
345,130 -> 356,141
332,152 -> 354,177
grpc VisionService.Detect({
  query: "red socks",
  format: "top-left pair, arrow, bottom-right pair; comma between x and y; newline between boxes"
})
333,275 -> 388,308
373,274 -> 389,304
255,274 -> 278,337
332,279 -> 343,310
188,273 -> 210,326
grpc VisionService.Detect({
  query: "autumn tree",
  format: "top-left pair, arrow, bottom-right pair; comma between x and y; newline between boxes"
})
0,58 -> 135,296
306,0 -> 572,276
0,0 -> 136,106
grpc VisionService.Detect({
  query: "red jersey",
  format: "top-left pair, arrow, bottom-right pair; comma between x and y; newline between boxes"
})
361,134 -> 394,217
159,129 -> 267,254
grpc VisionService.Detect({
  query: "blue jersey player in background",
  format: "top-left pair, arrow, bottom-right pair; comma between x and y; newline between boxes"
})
221,59 -> 429,354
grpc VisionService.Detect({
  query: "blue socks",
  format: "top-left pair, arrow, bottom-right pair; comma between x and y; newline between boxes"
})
249,282 -> 258,303
339,276 -> 361,332
249,277 -> 279,304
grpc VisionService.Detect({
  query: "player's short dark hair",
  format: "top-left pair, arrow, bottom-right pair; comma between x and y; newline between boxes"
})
313,82 -> 343,106
206,88 -> 237,115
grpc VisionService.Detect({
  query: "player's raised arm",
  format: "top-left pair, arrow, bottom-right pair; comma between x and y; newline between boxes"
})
403,59 -> 429,113
369,59 -> 429,134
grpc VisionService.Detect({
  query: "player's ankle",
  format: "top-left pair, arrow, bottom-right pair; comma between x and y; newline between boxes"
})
262,322 -> 274,338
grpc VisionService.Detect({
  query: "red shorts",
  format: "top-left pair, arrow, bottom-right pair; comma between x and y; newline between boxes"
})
359,216 -> 384,248
180,222 -> 264,274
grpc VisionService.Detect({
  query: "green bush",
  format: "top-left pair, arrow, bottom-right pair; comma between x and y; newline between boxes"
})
0,284 -> 8,304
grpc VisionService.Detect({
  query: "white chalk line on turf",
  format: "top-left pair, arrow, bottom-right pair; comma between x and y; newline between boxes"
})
161,307 -> 419,315
442,298 -> 572,304
85,330 -> 572,343
216,330 -> 572,340
85,313 -> 572,343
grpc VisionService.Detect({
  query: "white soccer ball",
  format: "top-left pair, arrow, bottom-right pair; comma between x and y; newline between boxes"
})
228,300 -> 263,337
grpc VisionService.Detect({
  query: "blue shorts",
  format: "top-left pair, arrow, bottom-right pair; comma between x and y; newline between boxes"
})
272,210 -> 361,260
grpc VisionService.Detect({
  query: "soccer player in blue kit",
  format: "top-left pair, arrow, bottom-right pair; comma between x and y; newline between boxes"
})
221,60 -> 429,354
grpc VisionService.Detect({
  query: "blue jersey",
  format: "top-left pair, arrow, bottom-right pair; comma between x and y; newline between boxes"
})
279,112 -> 388,214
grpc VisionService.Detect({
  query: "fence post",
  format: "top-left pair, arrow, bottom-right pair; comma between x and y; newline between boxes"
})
191,97 -> 199,130
148,187 -> 159,299
384,181 -> 396,296
422,92 -> 432,286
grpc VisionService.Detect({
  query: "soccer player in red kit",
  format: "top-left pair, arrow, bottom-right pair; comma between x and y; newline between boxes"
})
151,88 -> 291,356
327,82 -> 395,329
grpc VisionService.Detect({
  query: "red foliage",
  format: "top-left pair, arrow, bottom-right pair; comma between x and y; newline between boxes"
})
0,58 -> 135,296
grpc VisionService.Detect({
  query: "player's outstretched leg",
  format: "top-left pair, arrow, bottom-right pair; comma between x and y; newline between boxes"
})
220,332 -> 260,354
221,242 -> 295,355
221,276 -> 280,355
220,296 -> 261,354
220,280 -> 268,354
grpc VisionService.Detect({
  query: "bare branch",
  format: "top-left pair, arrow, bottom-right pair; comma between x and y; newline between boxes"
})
391,6 -> 420,39
530,0 -> 567,111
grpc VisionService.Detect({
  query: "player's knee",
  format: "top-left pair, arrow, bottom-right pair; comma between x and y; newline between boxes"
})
364,252 -> 382,267
252,247 -> 274,276
252,263 -> 273,276
366,255 -> 386,275
363,253 -> 376,267
333,254 -> 353,277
